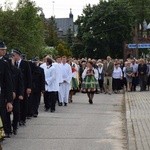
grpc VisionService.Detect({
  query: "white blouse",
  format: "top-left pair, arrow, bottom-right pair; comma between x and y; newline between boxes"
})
112,67 -> 123,79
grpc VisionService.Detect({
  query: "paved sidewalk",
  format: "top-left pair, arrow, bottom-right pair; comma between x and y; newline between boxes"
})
126,91 -> 150,150
2,93 -> 126,150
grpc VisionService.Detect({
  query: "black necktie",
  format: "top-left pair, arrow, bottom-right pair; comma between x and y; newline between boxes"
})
15,62 -> 19,68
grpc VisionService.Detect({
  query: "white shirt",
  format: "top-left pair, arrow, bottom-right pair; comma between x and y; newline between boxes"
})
71,62 -> 78,78
113,67 -> 123,79
45,65 -> 57,92
40,62 -> 47,70
82,67 -> 98,80
40,63 -> 47,81
147,64 -> 150,75
60,63 -> 72,84
131,63 -> 138,73
123,67 -> 126,77
52,62 -> 63,91
97,66 -> 103,80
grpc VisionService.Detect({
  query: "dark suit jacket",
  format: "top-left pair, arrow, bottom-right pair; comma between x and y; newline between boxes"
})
103,61 -> 114,77
0,59 -> 13,106
19,60 -> 32,89
138,64 -> 147,76
31,63 -> 45,93
11,66 -> 24,97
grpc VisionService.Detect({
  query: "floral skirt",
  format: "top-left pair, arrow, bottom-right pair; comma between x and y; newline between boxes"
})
81,76 -> 99,93
71,77 -> 79,91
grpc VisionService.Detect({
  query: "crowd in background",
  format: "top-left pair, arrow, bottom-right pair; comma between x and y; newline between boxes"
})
1,40 -> 150,143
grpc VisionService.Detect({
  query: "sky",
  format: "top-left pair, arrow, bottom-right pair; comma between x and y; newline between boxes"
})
0,0 -> 100,21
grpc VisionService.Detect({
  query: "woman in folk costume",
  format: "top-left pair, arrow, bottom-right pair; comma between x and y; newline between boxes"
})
69,62 -> 79,103
81,61 -> 99,104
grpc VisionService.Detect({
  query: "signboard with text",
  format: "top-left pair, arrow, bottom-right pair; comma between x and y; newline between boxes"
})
128,43 -> 150,49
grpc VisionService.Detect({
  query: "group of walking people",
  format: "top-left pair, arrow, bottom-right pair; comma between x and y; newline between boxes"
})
1,39 -> 150,144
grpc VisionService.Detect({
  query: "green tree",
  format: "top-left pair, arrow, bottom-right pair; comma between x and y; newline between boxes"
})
71,38 -> 85,58
56,40 -> 72,57
0,0 -> 45,58
76,0 -> 134,58
15,0 -> 45,58
44,16 -> 58,47
39,46 -> 58,59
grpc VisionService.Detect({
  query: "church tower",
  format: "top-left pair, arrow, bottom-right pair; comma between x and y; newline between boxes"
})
69,8 -> 73,19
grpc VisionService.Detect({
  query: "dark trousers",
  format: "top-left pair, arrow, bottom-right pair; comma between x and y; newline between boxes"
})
6,112 -> 11,134
6,99 -> 20,133
0,107 -> 10,134
139,75 -> 147,91
32,92 -> 41,115
44,92 -> 49,110
56,91 -> 59,103
132,76 -> 138,91
27,95 -> 33,117
12,99 -> 20,130
20,94 -> 28,122
98,79 -> 104,90
47,92 -> 56,111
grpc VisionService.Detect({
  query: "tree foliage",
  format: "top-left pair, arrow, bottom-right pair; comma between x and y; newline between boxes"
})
56,40 -> 72,57
39,46 -> 58,59
44,16 -> 58,47
0,0 -> 45,58
75,0 -> 135,58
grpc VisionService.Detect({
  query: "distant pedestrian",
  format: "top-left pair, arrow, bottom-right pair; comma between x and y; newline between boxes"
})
45,58 -> 58,112
103,56 -> 114,95
138,59 -> 147,91
112,63 -> 123,93
59,56 -> 72,106
125,61 -> 133,92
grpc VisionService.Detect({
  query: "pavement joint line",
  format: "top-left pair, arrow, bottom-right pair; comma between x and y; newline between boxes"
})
125,92 -> 138,150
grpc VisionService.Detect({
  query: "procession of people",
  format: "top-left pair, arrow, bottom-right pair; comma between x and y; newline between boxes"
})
1,40 -> 150,143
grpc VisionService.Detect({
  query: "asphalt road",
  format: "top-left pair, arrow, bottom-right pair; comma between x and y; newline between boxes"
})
2,92 -> 127,150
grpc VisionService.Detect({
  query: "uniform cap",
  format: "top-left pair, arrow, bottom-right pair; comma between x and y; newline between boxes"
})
0,41 -> 7,49
12,49 -> 22,55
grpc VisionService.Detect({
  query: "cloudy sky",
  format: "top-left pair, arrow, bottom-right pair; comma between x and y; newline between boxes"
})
0,0 -> 99,20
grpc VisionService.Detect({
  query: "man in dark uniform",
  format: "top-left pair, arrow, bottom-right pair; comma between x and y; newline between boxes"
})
31,57 -> 45,117
12,49 -> 32,126
7,56 -> 24,135
0,41 -> 13,137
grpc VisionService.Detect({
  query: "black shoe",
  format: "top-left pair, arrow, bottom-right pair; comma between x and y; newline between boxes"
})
19,122 -> 23,126
89,99 -> 93,104
27,116 -> 31,119
33,114 -> 38,118
4,133 -> 11,138
59,102 -> 63,106
13,129 -> 17,135
64,103 -> 67,106
51,110 -> 55,113
45,108 -> 49,112
21,121 -> 26,126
